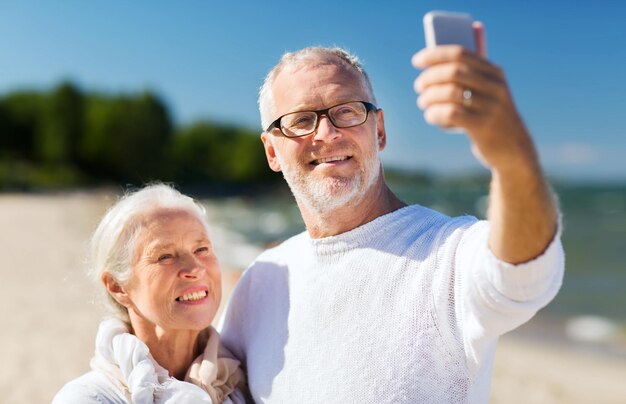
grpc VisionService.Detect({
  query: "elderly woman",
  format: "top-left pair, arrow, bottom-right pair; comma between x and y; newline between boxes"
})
54,184 -> 246,403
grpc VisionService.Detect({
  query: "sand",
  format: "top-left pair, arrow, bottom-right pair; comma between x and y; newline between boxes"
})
1,191 -> 625,403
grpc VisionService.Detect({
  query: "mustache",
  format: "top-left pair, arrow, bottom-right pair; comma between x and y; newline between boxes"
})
306,141 -> 355,159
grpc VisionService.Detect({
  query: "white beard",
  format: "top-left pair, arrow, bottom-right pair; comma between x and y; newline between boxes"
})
274,139 -> 381,215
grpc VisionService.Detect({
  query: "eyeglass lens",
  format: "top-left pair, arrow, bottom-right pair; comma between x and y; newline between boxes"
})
281,102 -> 368,137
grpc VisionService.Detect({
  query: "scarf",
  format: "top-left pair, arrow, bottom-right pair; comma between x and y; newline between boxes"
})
90,318 -> 245,403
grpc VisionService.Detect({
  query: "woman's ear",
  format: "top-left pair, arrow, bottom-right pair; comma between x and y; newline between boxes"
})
102,272 -> 131,307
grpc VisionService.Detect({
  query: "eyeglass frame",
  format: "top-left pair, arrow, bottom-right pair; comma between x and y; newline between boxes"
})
264,101 -> 379,138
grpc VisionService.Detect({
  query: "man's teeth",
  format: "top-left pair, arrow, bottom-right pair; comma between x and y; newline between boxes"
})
177,291 -> 208,302
315,156 -> 348,164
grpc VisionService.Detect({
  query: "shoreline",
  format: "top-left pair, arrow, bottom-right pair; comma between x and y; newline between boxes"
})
2,191 -> 625,403
506,312 -> 626,361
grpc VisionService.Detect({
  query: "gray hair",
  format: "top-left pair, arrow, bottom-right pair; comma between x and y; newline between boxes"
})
258,46 -> 377,130
89,183 -> 210,321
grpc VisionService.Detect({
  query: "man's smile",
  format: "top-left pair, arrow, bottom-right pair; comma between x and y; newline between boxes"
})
310,155 -> 353,166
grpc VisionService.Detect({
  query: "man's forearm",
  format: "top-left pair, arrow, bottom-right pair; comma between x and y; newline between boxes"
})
487,149 -> 558,264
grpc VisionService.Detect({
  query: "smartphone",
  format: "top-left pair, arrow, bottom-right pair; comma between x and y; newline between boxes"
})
423,11 -> 476,52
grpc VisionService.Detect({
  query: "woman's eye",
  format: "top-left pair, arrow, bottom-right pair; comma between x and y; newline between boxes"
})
195,246 -> 209,255
158,254 -> 174,262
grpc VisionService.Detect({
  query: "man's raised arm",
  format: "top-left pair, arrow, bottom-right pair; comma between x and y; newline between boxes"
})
412,23 -> 558,264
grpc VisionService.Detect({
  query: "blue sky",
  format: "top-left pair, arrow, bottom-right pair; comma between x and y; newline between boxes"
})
1,1 -> 624,181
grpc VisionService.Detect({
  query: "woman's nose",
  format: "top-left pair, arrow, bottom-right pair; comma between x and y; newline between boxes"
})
179,255 -> 203,278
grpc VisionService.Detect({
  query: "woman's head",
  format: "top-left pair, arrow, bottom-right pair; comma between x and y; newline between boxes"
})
90,184 -> 221,331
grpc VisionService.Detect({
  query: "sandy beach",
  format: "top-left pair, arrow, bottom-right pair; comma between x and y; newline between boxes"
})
2,191 -> 625,403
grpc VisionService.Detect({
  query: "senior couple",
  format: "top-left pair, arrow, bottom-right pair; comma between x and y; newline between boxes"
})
55,28 -> 564,404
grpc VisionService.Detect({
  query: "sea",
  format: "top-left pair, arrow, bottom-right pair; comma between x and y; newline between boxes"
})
201,180 -> 626,355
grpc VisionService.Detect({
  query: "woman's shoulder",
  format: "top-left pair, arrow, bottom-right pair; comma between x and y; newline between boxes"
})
53,370 -> 128,404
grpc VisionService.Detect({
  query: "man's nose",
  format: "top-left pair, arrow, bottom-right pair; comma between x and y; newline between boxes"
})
312,114 -> 342,142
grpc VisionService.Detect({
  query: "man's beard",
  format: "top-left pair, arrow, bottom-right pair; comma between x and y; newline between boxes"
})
274,140 -> 381,215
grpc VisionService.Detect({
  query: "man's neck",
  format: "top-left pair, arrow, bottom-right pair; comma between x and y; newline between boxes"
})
300,179 -> 406,239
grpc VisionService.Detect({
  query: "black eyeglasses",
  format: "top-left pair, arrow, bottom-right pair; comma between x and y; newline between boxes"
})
265,101 -> 379,138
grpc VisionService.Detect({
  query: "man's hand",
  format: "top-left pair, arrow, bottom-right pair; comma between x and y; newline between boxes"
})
411,22 -> 558,264
412,23 -> 536,172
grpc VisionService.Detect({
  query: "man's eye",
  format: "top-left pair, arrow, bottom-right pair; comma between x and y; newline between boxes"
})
335,107 -> 358,116
291,116 -> 314,127
195,246 -> 209,254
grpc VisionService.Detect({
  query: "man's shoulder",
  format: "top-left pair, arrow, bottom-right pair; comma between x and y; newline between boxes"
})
255,230 -> 309,262
393,204 -> 479,234
232,230 -> 308,288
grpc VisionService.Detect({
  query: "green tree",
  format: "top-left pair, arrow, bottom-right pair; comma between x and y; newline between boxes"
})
80,91 -> 173,182
35,82 -> 84,164
0,91 -> 43,160
172,122 -> 274,184
228,127 -> 273,183
0,83 -> 280,190
172,122 -> 225,182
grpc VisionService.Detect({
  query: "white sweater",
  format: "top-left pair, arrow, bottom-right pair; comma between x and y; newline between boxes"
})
219,205 -> 564,403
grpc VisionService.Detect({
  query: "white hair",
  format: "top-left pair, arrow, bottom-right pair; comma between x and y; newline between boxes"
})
258,46 -> 377,130
89,183 -> 210,321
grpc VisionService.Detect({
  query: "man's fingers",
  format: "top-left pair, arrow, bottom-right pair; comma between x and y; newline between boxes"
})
412,45 -> 501,80
417,83 -> 484,111
422,103 -> 482,130
414,62 -> 502,95
413,45 -> 483,69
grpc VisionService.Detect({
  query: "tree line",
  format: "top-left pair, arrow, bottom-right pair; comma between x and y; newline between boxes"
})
0,82 -> 281,192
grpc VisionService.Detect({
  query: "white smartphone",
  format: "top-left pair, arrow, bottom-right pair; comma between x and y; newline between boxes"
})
423,11 -> 476,52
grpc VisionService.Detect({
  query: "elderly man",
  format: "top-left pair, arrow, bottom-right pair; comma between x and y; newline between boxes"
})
220,29 -> 564,403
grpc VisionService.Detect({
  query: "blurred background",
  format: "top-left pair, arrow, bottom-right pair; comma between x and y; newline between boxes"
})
1,1 -> 625,402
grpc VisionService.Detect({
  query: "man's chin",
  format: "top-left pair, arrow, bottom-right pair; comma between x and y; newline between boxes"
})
300,181 -> 362,213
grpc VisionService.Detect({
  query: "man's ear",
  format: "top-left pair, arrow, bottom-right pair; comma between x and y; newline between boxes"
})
102,272 -> 131,308
261,132 -> 282,172
375,109 -> 387,151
